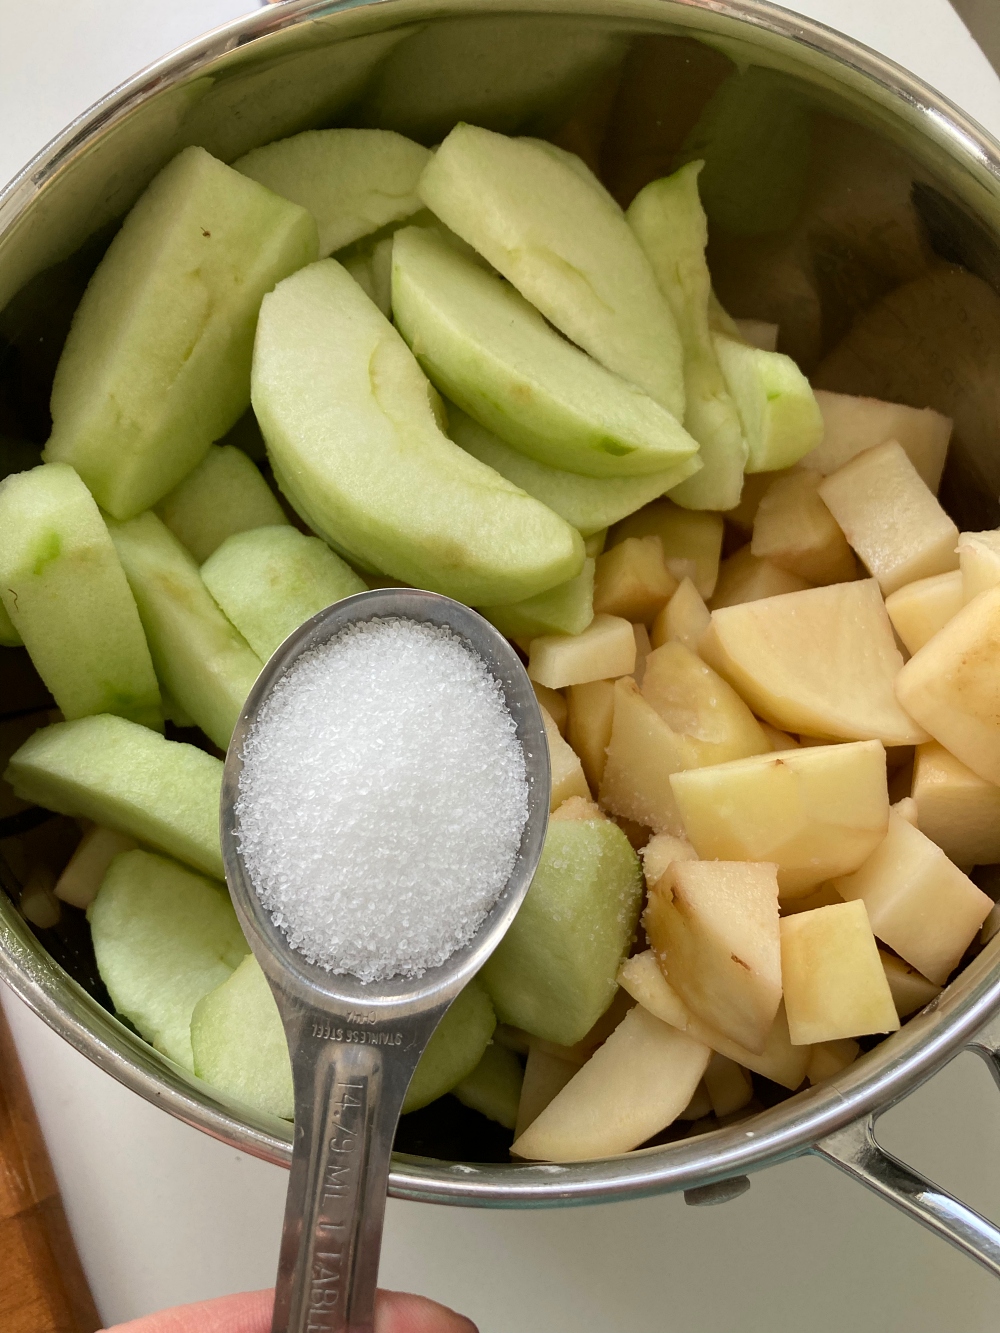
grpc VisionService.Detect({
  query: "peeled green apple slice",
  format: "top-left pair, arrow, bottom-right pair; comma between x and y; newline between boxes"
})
0,463 -> 161,729
108,512 -> 263,751
418,125 -> 686,417
453,1041 -> 524,1130
201,526 -> 366,662
700,580 -> 928,745
479,559 -> 594,641
627,163 -> 747,511
191,953 -> 293,1120
0,600 -> 21,647
155,444 -> 287,564
402,979 -> 496,1114
448,409 -> 699,537
253,258 -> 583,605
90,849 -> 248,1071
391,226 -> 699,479
5,715 -> 224,878
45,146 -> 319,519
234,129 -> 431,257
480,818 -> 643,1047
713,334 -> 824,473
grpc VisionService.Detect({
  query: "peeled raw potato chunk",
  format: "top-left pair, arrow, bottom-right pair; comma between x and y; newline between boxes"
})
912,741 -> 1000,867
514,1043 -> 580,1139
391,227 -> 699,479
533,683 -> 567,735
644,859 -> 781,1053
641,833 -> 698,890
750,470 -> 856,585
639,641 -> 770,765
107,512 -> 263,752
806,1038 -> 859,1085
566,680 -> 615,791
817,442 -> 959,596
618,952 -> 809,1089
448,408 -> 699,538
700,580 -> 928,744
884,570 -> 964,656
704,1053 -> 753,1117
45,147 -> 319,519
895,586 -> 1000,784
833,811 -> 992,984
511,1005 -> 711,1161
0,463 -> 161,729
234,128 -> 430,257
155,444 -> 287,564
710,546 -> 812,609
419,125 -> 686,417
804,391 -> 951,492
528,615 -> 635,689
599,679 -> 692,834
201,526 -> 367,662
780,901 -> 900,1045
254,259 -> 584,606
958,530 -> 1000,603
592,536 -> 677,622
541,706 -> 591,811
713,334 -> 824,473
481,559 -> 595,641
610,501 -> 723,599
879,949 -> 942,1018
670,740 -> 890,897
55,826 -> 137,911
651,577 -> 710,651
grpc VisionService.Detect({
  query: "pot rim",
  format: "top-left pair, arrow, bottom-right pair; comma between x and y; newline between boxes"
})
3,0 -> 1000,1208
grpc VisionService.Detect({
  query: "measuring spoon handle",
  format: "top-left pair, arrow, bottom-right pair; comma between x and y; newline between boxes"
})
271,1003 -> 436,1333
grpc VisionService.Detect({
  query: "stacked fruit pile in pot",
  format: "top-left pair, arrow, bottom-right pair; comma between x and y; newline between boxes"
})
1,117 -> 998,1164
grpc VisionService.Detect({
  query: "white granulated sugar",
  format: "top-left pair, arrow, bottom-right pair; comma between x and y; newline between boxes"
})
235,617 -> 529,982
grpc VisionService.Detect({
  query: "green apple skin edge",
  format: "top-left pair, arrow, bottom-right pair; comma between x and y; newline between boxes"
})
252,257 -> 585,606
45,146 -> 319,520
627,163 -> 748,512
713,334 -> 824,472
0,462 -> 162,728
418,124 -> 686,420
391,225 -> 700,479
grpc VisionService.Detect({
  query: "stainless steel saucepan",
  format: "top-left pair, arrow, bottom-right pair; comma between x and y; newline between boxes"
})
3,0 -> 1000,1276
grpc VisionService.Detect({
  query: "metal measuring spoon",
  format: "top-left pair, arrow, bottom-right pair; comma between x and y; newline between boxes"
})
221,587 -> 550,1333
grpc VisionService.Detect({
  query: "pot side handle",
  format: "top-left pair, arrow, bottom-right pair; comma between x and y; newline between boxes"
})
814,1012 -> 1000,1279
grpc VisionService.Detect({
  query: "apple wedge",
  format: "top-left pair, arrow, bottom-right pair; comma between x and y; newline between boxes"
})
780,901 -> 901,1045
45,146 -> 319,519
643,859 -> 781,1053
912,741 -> 1000,867
234,128 -> 430,257
481,559 -> 595,642
832,811 -> 992,984
510,1005 -> 711,1161
253,258 -> 584,606
419,125 -> 686,417
884,571 -> 964,655
155,444 -> 287,564
700,580 -> 928,744
448,408 -> 699,538
453,1042 -> 524,1130
670,740 -> 889,896
713,333 -> 824,473
391,227 -> 700,479
401,979 -> 497,1114
803,390 -> 951,492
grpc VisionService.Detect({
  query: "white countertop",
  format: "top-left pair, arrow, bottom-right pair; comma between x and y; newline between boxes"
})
4,2 -> 1000,1328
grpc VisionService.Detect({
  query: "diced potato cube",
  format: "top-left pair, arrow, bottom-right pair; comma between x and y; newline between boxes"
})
880,948 -> 942,1018
701,580 -> 927,745
641,832 -> 697,889
912,741 -> 1000,866
650,577 -> 710,651
632,622 -> 651,685
670,740 -> 889,897
532,682 -> 567,734
733,318 -> 779,352
54,825 -> 138,909
723,470 -> 787,536
895,586 -> 1000,784
710,546 -> 812,609
958,530 -> 1000,603
540,706 -> 590,811
833,811 -> 991,983
640,642 -> 770,765
817,442 -> 958,596
751,470 -> 856,585
704,1053 -> 753,1117
884,570 -> 964,655
780,901 -> 900,1044
892,796 -> 919,827
593,536 -> 677,623
511,1006 -> 711,1161
806,1038 -> 860,1084
599,678 -> 693,834
805,391 -> 951,492
514,1043 -> 580,1138
610,501 -> 724,599
550,795 -> 605,823
566,680 -> 615,790
528,614 -> 635,689
644,860 -> 781,1054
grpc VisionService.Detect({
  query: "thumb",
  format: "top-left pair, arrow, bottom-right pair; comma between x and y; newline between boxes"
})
376,1289 -> 478,1333
103,1288 -> 274,1332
